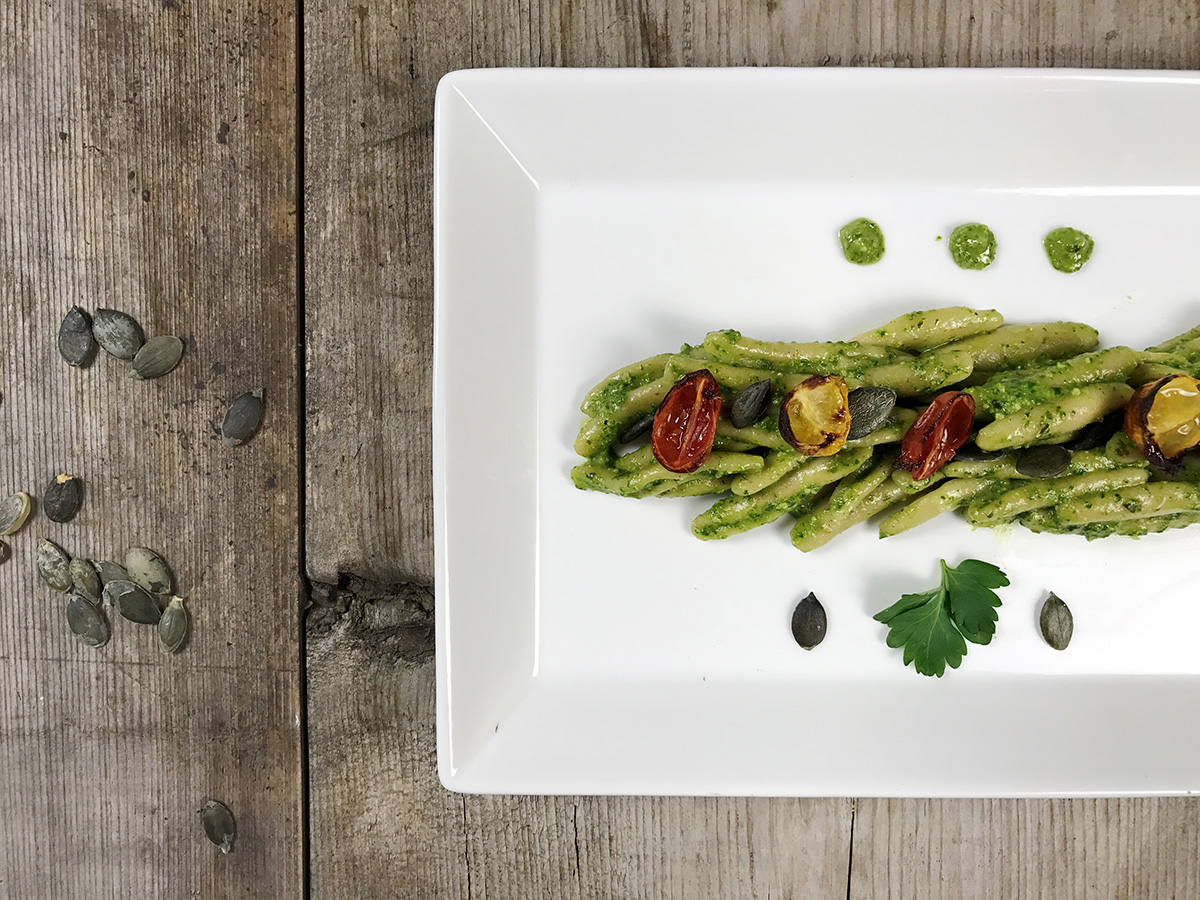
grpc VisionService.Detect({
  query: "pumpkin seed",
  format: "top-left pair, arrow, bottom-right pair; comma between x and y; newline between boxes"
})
1039,593 -> 1073,651
131,335 -> 184,380
36,539 -> 73,592
1064,410 -> 1124,452
1016,445 -> 1071,478
69,558 -> 102,605
44,474 -> 83,523
95,560 -> 130,587
158,596 -> 188,654
66,593 -> 110,647
92,308 -> 145,360
222,388 -> 264,445
616,414 -> 653,445
0,492 -> 32,535
104,580 -> 161,625
730,379 -> 773,429
58,306 -> 96,367
125,546 -> 172,594
790,591 -> 827,650
951,442 -> 1004,462
0,540 -> 9,564
200,800 -> 235,853
846,386 -> 897,440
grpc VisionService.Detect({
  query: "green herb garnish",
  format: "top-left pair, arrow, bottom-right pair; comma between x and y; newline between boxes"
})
873,559 -> 1010,677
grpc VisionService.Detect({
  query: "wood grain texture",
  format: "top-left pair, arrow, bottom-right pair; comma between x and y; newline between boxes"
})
304,0 -> 1200,898
0,1 -> 301,897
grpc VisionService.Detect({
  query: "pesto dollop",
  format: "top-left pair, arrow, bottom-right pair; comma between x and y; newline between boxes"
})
948,223 -> 997,270
1043,227 -> 1094,274
838,217 -> 885,265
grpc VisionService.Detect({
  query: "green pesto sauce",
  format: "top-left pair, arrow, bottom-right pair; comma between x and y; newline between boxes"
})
948,223 -> 997,270
1043,227 -> 1094,274
838,217 -> 886,265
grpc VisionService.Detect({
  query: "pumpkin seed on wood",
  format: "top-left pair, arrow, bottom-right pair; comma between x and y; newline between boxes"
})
158,596 -> 188,654
125,546 -> 172,594
58,306 -> 96,368
69,558 -> 102,605
66,593 -> 110,648
95,560 -> 130,586
222,388 -> 264,445
1040,593 -> 1074,651
846,386 -> 897,440
790,591 -> 827,650
1016,445 -> 1072,478
200,800 -> 236,853
44,474 -> 83,523
104,580 -> 161,625
131,335 -> 184,380
730,379 -> 773,429
92,308 -> 145,360
0,540 -> 9,564
37,539 -> 73,592
0,492 -> 32,535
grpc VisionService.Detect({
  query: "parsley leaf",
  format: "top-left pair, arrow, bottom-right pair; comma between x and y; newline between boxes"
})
873,559 -> 1009,677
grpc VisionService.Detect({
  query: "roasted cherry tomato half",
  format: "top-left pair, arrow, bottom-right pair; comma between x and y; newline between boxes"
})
1125,373 -> 1200,471
898,390 -> 976,480
778,375 -> 851,457
651,370 -> 723,473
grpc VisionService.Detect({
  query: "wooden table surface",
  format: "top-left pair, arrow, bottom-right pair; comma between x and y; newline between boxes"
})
3,0 -> 1198,896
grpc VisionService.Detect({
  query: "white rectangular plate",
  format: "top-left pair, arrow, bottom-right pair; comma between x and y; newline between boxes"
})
433,68 -> 1200,796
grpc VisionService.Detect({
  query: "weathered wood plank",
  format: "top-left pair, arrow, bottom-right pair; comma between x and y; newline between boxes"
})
850,798 -> 1200,900
305,0 -> 1200,898
0,1 -> 301,896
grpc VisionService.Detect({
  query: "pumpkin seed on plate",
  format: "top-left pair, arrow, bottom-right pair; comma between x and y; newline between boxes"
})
125,546 -> 172,594
158,596 -> 188,654
58,306 -> 96,368
846,386 -> 897,440
44,474 -> 83,523
36,539 -> 73,592
200,800 -> 235,853
222,388 -> 264,445
66,593 -> 110,647
104,580 -> 161,625
950,441 -> 1003,462
69,558 -> 102,605
1039,593 -> 1074,651
730,379 -> 773,429
95,560 -> 130,586
0,492 -> 32,536
131,335 -> 184,380
1016,445 -> 1071,478
790,591 -> 827,650
616,414 -> 653,445
92,308 -> 145,360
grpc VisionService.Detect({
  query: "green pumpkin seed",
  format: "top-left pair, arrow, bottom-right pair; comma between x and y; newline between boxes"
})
125,546 -> 172,594
36,539 -> 73,592
95,560 -> 130,586
1040,593 -> 1074,651
104,580 -> 161,625
69,558 -> 102,605
92,308 -> 145,360
132,335 -> 184,380
0,540 -> 9,564
44,473 -> 83,523
1016,445 -> 1071,478
58,306 -> 96,367
200,800 -> 235,853
730,379 -> 773,429
158,596 -> 188,654
0,492 -> 32,536
847,386 -> 897,440
222,388 -> 264,445
66,593 -> 110,647
616,414 -> 653,445
790,591 -> 827,650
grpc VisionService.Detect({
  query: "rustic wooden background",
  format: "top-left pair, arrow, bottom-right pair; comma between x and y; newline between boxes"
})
2,0 -> 1198,896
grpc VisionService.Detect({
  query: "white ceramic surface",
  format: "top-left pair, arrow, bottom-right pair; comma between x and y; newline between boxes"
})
433,68 -> 1200,796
